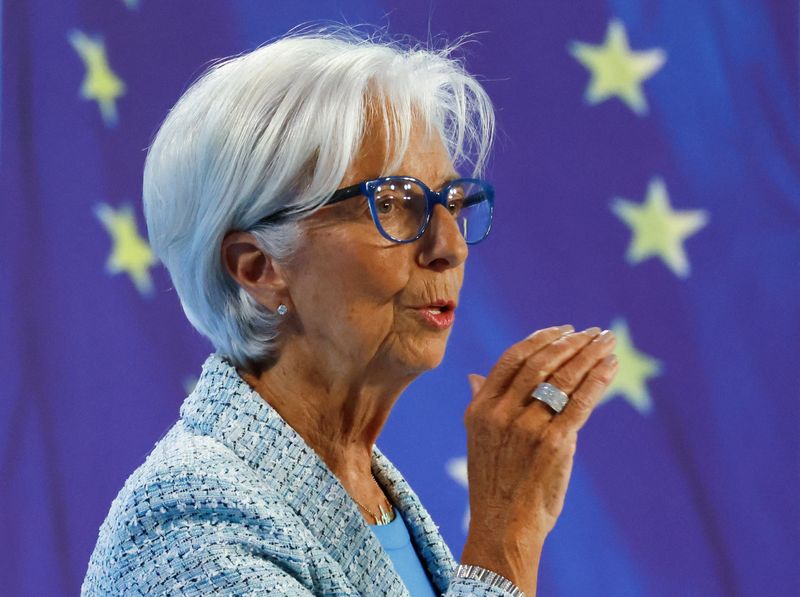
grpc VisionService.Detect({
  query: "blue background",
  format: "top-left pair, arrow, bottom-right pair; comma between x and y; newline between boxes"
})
2,1 -> 798,595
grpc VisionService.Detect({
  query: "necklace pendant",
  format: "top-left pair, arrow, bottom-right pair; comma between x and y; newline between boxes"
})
377,503 -> 392,525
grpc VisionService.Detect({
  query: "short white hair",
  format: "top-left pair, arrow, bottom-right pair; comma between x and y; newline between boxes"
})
143,24 -> 495,371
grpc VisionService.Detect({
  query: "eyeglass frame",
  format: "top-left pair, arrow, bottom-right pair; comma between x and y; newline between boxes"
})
257,175 -> 495,245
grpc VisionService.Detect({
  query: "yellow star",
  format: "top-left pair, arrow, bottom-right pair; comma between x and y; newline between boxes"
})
68,30 -> 126,126
601,319 -> 662,414
95,203 -> 156,295
570,19 -> 666,115
612,177 -> 708,278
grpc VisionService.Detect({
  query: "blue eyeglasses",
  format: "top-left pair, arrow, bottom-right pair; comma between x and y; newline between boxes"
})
259,176 -> 495,244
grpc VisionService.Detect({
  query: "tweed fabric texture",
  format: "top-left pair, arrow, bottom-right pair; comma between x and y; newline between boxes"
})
82,353 -> 521,596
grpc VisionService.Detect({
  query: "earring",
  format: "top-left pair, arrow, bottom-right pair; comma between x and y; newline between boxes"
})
276,304 -> 288,316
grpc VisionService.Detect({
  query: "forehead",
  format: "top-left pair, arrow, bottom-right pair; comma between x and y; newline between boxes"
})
339,101 -> 459,188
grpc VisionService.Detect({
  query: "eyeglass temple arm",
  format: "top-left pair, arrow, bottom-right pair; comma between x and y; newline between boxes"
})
325,183 -> 363,205
257,184 -> 363,224
463,191 -> 490,208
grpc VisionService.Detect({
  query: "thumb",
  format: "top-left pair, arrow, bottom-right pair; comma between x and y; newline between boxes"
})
467,373 -> 487,397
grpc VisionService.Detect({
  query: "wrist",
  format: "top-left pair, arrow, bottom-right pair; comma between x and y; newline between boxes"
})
462,529 -> 544,568
460,533 -> 544,597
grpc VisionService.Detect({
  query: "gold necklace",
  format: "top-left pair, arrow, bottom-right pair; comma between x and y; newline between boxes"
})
352,473 -> 395,525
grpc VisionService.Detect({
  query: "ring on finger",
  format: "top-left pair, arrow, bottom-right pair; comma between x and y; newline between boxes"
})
531,382 -> 570,414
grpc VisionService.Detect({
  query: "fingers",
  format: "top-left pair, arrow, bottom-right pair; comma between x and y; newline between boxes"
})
553,354 -> 619,432
505,328 -> 603,408
546,330 -> 616,394
473,325 -> 574,402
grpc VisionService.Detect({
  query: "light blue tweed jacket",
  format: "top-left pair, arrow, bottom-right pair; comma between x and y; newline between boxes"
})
82,354 -> 515,596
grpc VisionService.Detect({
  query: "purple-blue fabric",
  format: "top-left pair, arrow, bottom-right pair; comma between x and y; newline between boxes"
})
2,1 -> 798,596
370,511 -> 439,597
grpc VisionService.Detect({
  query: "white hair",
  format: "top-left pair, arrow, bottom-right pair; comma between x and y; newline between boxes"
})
142,24 -> 495,371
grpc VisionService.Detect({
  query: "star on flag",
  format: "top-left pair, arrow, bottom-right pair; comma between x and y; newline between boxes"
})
570,19 -> 666,115
95,203 -> 156,295
612,177 -> 709,278
601,319 -> 662,414
68,30 -> 126,126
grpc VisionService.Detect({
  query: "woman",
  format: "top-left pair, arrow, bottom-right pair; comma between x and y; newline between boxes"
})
82,27 -> 618,596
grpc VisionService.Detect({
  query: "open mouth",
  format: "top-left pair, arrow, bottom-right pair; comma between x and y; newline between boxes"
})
423,304 -> 452,314
414,301 -> 456,329
419,299 -> 455,312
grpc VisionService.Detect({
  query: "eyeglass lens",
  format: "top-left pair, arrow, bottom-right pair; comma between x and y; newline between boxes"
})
372,179 -> 492,243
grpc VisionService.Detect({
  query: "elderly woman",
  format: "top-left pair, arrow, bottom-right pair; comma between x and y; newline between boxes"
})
82,27 -> 618,596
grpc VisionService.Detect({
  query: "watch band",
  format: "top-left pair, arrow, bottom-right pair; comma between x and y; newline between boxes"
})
453,564 -> 526,597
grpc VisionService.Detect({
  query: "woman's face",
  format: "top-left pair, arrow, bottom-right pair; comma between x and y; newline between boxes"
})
283,116 -> 468,379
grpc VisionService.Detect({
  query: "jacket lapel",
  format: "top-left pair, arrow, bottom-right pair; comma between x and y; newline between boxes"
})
372,446 -> 457,594
181,354 -> 455,596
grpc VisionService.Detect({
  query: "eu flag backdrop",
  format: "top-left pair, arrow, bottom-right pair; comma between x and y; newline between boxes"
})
2,1 -> 798,595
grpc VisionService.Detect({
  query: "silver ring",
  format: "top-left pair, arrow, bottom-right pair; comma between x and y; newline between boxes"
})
531,382 -> 569,414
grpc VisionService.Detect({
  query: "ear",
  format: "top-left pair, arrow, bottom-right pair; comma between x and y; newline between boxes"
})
221,231 -> 288,309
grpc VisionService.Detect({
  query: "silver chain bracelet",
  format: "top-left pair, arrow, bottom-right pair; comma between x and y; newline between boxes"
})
453,564 -> 526,597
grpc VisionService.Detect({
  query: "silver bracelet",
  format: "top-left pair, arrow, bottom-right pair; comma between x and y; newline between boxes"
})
453,564 -> 526,597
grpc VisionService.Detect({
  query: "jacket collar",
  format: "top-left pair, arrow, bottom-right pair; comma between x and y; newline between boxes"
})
180,353 -> 456,596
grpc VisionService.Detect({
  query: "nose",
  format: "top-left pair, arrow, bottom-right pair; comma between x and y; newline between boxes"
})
417,203 -> 468,271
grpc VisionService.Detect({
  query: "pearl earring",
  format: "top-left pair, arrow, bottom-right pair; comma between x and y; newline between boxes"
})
276,304 -> 288,316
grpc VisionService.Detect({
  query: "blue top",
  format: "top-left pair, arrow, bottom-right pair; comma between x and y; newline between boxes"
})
370,509 -> 438,597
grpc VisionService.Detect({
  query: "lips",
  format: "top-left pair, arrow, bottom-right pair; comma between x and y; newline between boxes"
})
412,300 -> 456,330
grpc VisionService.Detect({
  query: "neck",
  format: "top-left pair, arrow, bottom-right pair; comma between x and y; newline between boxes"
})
238,341 -> 415,492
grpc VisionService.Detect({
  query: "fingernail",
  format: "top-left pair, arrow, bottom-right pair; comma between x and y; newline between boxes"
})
596,330 -> 615,344
557,324 -> 574,334
583,327 -> 602,335
602,354 -> 618,365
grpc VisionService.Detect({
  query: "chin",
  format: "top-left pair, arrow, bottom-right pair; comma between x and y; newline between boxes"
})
397,334 -> 450,374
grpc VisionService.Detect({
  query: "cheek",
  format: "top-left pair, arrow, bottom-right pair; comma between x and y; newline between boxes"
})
343,256 -> 408,331
290,232 -> 412,332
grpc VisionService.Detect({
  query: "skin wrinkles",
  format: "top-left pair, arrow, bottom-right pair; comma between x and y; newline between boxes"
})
222,105 -> 468,519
